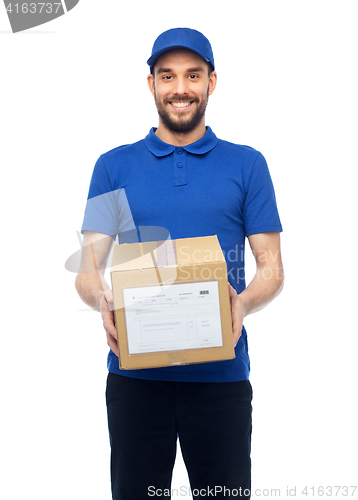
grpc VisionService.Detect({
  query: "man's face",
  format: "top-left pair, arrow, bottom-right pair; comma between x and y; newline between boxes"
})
148,49 -> 217,134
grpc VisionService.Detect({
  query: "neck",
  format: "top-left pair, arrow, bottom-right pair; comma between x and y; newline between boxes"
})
155,119 -> 206,147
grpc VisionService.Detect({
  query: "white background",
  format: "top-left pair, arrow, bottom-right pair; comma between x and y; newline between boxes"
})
1,1 -> 357,498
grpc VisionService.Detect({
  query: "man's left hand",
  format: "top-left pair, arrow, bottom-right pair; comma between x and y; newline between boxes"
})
228,283 -> 245,347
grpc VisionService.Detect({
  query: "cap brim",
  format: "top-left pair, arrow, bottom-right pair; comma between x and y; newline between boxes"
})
147,45 -> 211,67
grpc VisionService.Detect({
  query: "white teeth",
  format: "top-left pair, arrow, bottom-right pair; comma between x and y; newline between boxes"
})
172,102 -> 191,108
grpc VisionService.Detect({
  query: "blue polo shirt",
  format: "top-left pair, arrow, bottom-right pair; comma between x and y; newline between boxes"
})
81,126 -> 282,382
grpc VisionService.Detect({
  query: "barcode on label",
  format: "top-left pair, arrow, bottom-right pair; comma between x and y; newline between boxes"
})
200,290 -> 209,295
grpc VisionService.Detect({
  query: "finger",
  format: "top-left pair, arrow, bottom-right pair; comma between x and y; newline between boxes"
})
232,304 -> 242,345
102,306 -> 117,339
233,328 -> 242,347
228,283 -> 237,300
106,330 -> 119,357
100,292 -> 113,313
103,317 -> 117,339
232,323 -> 240,346
229,289 -> 242,346
104,289 -> 114,311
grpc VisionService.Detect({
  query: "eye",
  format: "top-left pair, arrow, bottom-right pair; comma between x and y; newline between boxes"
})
162,75 -> 173,80
188,74 -> 199,79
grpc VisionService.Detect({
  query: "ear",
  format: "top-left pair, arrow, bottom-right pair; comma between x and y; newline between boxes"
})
147,73 -> 155,97
208,71 -> 217,96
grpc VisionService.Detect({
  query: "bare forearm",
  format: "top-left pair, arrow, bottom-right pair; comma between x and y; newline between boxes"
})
75,272 -> 109,312
239,264 -> 284,318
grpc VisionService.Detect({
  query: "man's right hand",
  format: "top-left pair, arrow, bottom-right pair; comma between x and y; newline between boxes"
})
100,289 -> 119,357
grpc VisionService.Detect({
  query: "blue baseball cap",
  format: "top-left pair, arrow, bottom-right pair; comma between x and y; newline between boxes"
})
147,28 -> 215,71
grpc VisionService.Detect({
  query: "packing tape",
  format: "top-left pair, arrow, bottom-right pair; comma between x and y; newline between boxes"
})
167,350 -> 186,366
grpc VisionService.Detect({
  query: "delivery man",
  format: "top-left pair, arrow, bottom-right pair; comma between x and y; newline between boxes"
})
75,27 -> 284,500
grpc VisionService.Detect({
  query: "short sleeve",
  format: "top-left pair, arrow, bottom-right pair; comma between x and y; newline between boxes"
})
243,153 -> 283,236
80,156 -> 136,239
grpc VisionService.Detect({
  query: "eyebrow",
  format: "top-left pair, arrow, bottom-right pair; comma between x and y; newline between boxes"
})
186,67 -> 205,73
156,66 -> 205,75
156,67 -> 172,75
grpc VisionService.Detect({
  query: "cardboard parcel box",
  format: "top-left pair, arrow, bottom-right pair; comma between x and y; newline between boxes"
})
110,235 -> 235,369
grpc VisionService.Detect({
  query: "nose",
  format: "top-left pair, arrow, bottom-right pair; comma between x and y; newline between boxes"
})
173,76 -> 189,96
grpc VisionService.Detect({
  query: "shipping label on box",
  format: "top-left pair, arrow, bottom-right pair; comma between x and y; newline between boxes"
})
123,280 -> 222,354
110,235 -> 235,369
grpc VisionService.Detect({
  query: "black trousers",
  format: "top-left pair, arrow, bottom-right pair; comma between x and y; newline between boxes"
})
106,372 -> 253,499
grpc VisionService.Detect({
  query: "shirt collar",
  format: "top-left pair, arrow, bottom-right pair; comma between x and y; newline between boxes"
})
144,126 -> 218,157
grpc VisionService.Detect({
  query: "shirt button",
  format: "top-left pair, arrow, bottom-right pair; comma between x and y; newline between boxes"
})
177,163 -> 182,168
177,148 -> 183,154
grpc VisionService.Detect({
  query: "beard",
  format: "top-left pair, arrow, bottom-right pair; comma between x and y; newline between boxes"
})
154,88 -> 209,133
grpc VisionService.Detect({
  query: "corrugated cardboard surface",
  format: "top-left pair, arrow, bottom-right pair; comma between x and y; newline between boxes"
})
110,235 -> 235,369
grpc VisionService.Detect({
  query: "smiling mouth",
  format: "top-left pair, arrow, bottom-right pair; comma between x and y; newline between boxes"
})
170,101 -> 194,110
